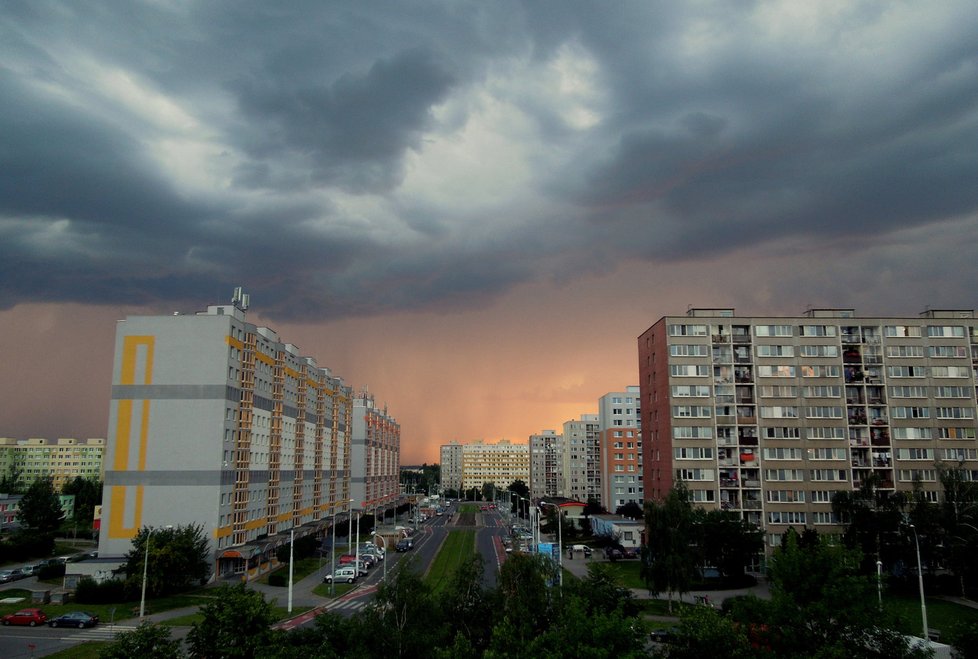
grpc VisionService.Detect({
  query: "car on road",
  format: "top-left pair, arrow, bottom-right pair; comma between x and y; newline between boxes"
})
1,608 -> 48,626
0,569 -> 27,583
323,566 -> 358,584
395,538 -> 413,552
48,611 -> 99,628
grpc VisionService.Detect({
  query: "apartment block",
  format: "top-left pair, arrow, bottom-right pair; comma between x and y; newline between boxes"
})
529,430 -> 564,499
597,387 -> 643,512
0,437 -> 105,490
98,294 -> 354,580
562,415 -> 601,503
440,441 -> 464,493
639,308 -> 978,548
458,440 -> 529,492
351,389 -> 400,517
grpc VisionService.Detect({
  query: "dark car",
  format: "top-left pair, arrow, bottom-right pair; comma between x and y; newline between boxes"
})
395,539 -> 413,552
1,608 -> 48,626
48,611 -> 99,628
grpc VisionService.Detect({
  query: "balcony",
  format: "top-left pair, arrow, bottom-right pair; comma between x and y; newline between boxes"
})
742,500 -> 762,510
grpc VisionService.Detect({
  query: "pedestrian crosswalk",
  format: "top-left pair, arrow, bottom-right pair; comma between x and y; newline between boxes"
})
324,598 -> 368,612
58,624 -> 139,641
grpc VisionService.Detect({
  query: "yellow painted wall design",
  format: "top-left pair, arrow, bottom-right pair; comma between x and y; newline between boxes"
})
108,335 -> 154,540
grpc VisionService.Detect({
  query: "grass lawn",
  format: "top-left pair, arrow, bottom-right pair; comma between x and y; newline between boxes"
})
311,582 -> 357,598
884,594 -> 978,635
0,587 -> 215,624
35,642 -> 107,658
425,529 -> 476,593
257,557 -> 323,585
459,503 -> 479,513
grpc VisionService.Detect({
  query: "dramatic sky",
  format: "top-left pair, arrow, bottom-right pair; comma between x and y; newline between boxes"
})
2,1 -> 978,463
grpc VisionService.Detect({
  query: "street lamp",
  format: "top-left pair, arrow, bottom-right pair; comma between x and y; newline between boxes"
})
139,525 -> 172,619
287,528 -> 295,613
876,560 -> 883,610
909,524 -> 929,639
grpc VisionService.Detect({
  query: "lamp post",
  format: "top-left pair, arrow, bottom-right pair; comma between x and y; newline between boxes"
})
909,524 -> 929,639
287,528 -> 295,613
355,509 -> 361,575
139,528 -> 151,619
876,560 -> 883,610
330,508 -> 338,596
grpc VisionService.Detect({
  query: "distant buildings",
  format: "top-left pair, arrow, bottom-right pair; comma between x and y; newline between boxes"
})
97,293 -> 398,580
440,441 -> 464,493
437,440 -> 529,493
529,430 -> 563,499
597,387 -> 643,512
0,437 -> 105,490
562,415 -> 601,503
639,308 -> 978,548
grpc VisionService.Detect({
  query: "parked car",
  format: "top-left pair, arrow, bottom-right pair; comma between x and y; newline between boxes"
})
1,608 -> 48,626
48,611 -> 99,628
8,568 -> 30,581
323,566 -> 357,584
0,570 -> 18,583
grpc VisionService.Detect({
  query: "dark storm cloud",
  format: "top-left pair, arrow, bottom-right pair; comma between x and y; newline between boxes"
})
2,1 -> 978,319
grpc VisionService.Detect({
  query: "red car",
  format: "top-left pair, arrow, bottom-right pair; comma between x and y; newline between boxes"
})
1,608 -> 48,626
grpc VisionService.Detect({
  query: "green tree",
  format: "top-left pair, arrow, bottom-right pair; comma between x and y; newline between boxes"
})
764,529 -> 928,658
489,552 -> 553,654
443,554 -> 494,652
615,500 -> 644,519
124,524 -> 210,597
643,485 -> 698,612
186,583 -> 275,658
934,463 -> 978,597
667,605 -> 757,659
362,560 -> 443,657
507,479 -> 529,513
99,622 -> 182,659
695,508 -> 763,582
62,476 -> 102,527
832,473 -> 909,573
0,464 -> 23,495
16,477 -> 63,532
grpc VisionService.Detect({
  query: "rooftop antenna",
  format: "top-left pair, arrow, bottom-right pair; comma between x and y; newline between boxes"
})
231,287 -> 250,311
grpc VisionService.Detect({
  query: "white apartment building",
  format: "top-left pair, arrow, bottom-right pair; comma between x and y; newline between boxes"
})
458,440 -> 529,492
529,430 -> 564,500
99,293 -> 354,580
562,415 -> 601,503
598,387 -> 644,512
351,389 -> 400,519
440,441 -> 464,493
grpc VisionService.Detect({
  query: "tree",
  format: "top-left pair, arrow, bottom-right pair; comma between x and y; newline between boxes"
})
643,485 -> 698,612
123,524 -> 210,597
832,473 -> 909,574
16,477 -> 63,532
62,476 -> 102,527
934,463 -> 978,598
362,559 -> 443,657
507,479 -> 529,513
489,552 -> 553,654
583,498 -> 606,516
442,554 -> 494,653
763,529 -> 929,658
615,501 -> 644,519
99,622 -> 182,659
0,464 -> 23,495
667,605 -> 756,659
186,583 -> 275,658
695,508 -> 763,582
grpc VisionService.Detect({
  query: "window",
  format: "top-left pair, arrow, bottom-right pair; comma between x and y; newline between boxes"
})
810,469 -> 847,482
800,325 -> 837,337
806,406 -> 844,419
676,468 -> 714,481
669,324 -> 708,336
932,366 -> 970,378
885,325 -> 922,337
888,366 -> 927,378
929,346 -> 969,358
766,469 -> 804,481
889,386 -> 928,398
689,489 -> 715,502
671,364 -> 710,377
897,448 -> 934,460
756,344 -> 795,357
936,407 -> 975,419
938,427 -> 977,440
764,427 -> 801,439
813,511 -> 840,525
755,325 -> 794,337
763,447 -> 802,460
757,365 -> 796,377
673,406 -> 712,418
674,447 -> 714,460
673,426 -> 713,439
892,427 -> 932,440
760,406 -> 799,419
804,386 -> 842,398
886,345 -> 925,358
808,448 -> 846,460
801,365 -> 841,378
942,448 -> 978,461
760,385 -> 799,397
927,326 -> 966,338
811,490 -> 836,503
800,345 -> 840,358
670,344 -> 709,357
891,406 -> 930,419
898,469 -> 937,482
767,490 -> 805,503
671,385 -> 711,397
935,386 -> 970,398
768,511 -> 807,524
807,427 -> 846,440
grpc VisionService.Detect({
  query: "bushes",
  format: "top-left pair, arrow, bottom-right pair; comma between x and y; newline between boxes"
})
37,562 -> 66,580
74,577 -> 133,604
0,531 -> 55,563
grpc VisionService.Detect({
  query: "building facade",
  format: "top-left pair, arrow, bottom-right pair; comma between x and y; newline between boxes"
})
98,296 -> 354,579
351,389 -> 400,519
459,440 -> 530,492
562,415 -> 601,503
529,430 -> 564,500
639,308 -> 978,547
0,437 -> 105,490
440,441 -> 464,493
597,387 -> 643,512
